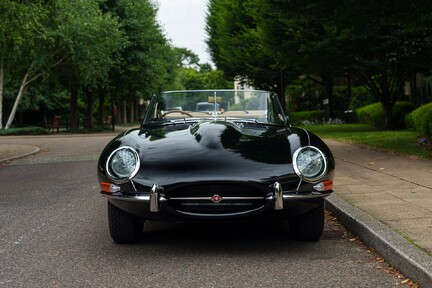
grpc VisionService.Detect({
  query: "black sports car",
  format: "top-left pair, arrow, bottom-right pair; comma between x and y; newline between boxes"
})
97,90 -> 335,243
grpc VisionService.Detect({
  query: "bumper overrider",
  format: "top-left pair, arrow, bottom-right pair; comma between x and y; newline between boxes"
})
100,180 -> 333,219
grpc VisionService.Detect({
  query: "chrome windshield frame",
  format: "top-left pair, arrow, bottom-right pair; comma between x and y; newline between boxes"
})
142,90 -> 287,126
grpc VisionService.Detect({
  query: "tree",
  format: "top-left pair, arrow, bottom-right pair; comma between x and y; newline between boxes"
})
0,0 -> 57,129
0,0 -> 124,129
250,0 -> 432,129
249,0 -> 350,119
51,0 -> 124,129
102,0 -> 177,124
174,47 -> 201,69
206,0 -> 294,107
334,0 -> 432,129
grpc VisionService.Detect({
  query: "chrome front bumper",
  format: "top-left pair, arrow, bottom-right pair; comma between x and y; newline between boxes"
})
102,182 -> 331,213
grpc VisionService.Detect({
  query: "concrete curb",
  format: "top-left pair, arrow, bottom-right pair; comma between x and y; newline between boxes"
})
326,194 -> 432,287
0,145 -> 40,163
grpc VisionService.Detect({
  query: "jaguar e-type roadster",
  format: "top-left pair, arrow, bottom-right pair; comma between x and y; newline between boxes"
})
97,90 -> 335,243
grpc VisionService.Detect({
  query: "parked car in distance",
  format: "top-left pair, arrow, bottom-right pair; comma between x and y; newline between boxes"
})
97,90 -> 335,243
196,101 -> 219,112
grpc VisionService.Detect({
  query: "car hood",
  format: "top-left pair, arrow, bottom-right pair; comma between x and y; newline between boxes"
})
103,121 -> 311,188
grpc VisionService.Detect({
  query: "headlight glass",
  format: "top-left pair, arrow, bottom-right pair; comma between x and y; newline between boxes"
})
293,146 -> 327,182
106,146 -> 140,183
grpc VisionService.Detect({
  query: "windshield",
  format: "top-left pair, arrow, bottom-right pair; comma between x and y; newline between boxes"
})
143,90 -> 287,125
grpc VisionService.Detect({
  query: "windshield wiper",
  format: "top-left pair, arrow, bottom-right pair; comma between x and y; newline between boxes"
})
146,118 -> 200,126
230,118 -> 284,127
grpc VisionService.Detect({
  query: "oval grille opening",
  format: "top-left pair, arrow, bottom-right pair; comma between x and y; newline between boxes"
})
169,183 -> 265,198
167,183 -> 267,215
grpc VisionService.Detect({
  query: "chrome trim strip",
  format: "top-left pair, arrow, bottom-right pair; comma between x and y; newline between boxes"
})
283,192 -> 328,200
103,194 -> 150,202
150,184 -> 160,212
169,196 -> 264,201
175,206 -> 264,217
131,180 -> 137,192
102,190 -> 330,203
273,182 -> 283,210
296,179 -> 302,192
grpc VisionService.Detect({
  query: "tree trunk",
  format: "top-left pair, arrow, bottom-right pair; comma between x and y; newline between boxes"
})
382,101 -> 394,130
85,89 -> 94,129
122,98 -> 127,124
98,90 -> 105,126
279,70 -> 286,112
0,58 -> 3,129
129,100 -> 134,123
326,78 -> 334,119
321,75 -> 334,121
5,72 -> 29,129
69,85 -> 79,129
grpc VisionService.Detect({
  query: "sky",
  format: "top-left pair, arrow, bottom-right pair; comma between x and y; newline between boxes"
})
156,0 -> 212,65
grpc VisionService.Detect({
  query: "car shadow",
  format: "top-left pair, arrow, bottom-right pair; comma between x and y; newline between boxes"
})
129,220 -> 340,254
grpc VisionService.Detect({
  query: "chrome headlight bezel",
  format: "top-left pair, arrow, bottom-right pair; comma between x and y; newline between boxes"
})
106,146 -> 140,184
293,146 -> 327,183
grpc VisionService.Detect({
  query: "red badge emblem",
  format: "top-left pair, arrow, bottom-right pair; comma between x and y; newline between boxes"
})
211,194 -> 222,203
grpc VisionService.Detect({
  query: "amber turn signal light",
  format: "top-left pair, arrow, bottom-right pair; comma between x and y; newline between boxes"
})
100,182 -> 121,193
313,180 -> 333,192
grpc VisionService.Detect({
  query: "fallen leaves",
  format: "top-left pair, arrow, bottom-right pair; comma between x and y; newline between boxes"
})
325,210 -> 420,287
379,266 -> 419,287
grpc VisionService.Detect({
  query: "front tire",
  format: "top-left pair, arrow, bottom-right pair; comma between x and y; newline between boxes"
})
108,201 -> 144,244
289,202 -> 325,241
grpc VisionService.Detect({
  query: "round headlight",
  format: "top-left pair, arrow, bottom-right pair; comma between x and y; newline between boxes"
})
293,146 -> 327,182
106,146 -> 140,183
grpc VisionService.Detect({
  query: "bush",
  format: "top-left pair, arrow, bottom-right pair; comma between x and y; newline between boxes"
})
349,86 -> 375,110
290,110 -> 325,125
408,102 -> 432,137
0,126 -> 49,136
356,103 -> 383,128
356,101 -> 415,129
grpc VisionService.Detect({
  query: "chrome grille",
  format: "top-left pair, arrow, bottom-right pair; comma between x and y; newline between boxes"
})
166,183 -> 267,215
168,183 -> 266,198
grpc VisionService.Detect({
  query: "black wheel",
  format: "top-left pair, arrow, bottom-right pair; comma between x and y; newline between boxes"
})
289,202 -> 325,241
108,201 -> 144,244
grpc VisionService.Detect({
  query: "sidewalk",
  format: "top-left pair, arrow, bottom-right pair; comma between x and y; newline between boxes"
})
325,139 -> 432,286
1,136 -> 432,285
0,144 -> 40,163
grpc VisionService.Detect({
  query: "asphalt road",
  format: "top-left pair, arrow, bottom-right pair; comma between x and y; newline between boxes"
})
0,135 -> 408,287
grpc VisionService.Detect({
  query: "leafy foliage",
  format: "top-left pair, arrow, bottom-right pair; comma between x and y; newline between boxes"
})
206,0 -> 432,129
408,102 -> 432,138
0,126 -> 49,136
0,0 -> 51,128
356,102 -> 415,129
206,0 -> 293,98
290,110 -> 325,126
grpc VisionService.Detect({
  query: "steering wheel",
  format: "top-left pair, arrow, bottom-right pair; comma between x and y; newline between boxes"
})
160,110 -> 193,118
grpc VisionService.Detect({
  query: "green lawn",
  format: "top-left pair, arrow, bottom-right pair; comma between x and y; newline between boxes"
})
301,124 -> 432,159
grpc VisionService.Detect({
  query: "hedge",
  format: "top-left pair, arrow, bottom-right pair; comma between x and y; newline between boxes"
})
355,101 -> 415,129
408,102 -> 432,138
289,110 -> 325,125
0,126 -> 50,136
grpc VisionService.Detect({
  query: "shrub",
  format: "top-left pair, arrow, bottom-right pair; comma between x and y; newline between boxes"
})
0,126 -> 49,136
356,101 -> 415,129
349,86 -> 375,110
289,110 -> 325,125
409,102 -> 432,137
356,103 -> 384,128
